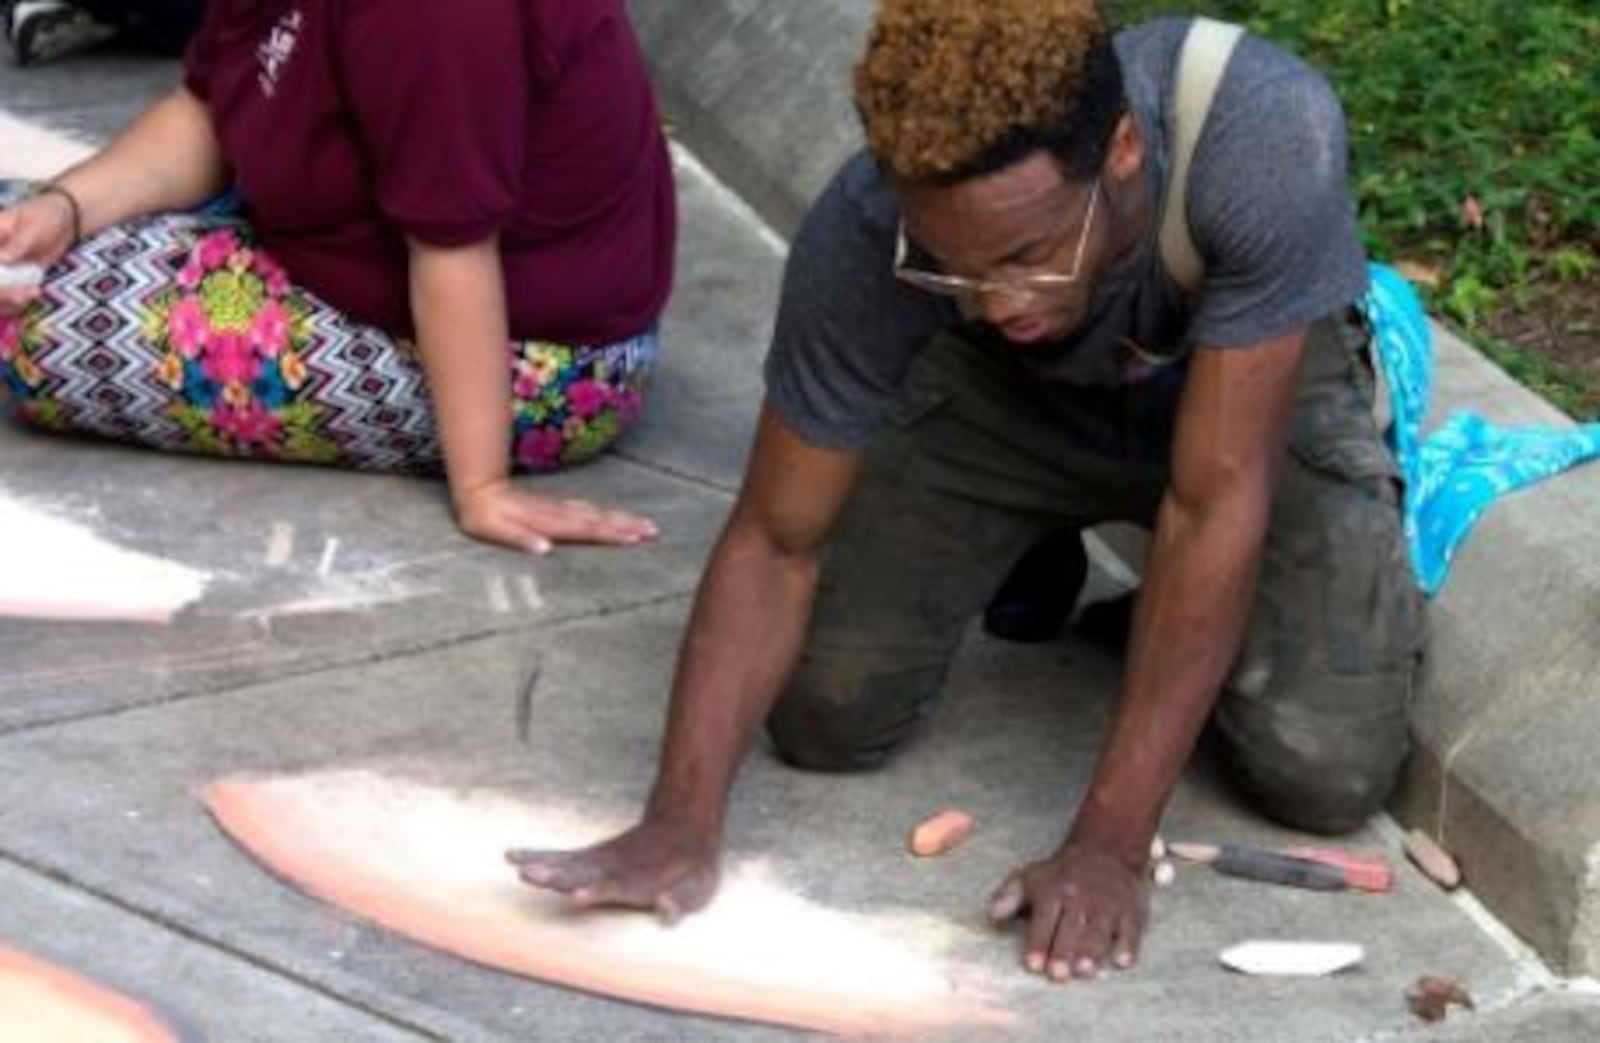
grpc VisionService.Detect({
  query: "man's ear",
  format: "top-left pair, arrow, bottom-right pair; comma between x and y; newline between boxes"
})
1105,113 -> 1144,182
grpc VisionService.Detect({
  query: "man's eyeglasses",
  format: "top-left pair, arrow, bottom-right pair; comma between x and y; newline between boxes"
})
893,180 -> 1101,303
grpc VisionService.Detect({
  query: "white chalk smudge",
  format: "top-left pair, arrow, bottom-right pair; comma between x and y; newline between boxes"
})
264,522 -> 296,567
209,770 -> 1010,1036
0,109 -> 95,179
0,494 -> 209,624
316,537 -> 340,579
517,574 -> 545,612
486,575 -> 513,614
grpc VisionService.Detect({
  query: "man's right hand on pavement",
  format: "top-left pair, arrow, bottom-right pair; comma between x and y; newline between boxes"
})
507,820 -> 721,924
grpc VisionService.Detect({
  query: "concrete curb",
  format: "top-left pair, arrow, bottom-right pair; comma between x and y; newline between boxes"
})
627,0 -> 869,239
631,0 -> 1600,975
1398,340 -> 1600,976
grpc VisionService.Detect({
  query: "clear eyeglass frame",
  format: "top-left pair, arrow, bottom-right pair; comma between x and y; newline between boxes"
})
893,180 -> 1101,303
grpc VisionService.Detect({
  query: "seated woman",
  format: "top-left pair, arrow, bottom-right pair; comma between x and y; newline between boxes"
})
0,0 -> 675,553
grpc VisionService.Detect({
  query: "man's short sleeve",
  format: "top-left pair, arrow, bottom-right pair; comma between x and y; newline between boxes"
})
764,152 -> 953,450
1183,42 -> 1370,349
338,0 -> 528,246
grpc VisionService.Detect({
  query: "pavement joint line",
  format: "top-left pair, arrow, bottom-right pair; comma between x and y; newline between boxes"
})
4,630 -> 274,690
0,629 -> 530,740
0,638 -> 453,741
535,586 -> 698,629
1449,889 -> 1562,990
0,849 -> 446,1041
1373,814 -> 1566,994
0,587 -> 699,742
1347,884 -> 1555,1042
669,140 -> 790,258
609,448 -> 741,497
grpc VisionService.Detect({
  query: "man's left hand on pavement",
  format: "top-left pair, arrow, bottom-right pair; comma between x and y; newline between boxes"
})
988,839 -> 1150,983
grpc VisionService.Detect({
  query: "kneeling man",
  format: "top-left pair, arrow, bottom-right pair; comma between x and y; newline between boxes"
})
513,0 -> 1425,984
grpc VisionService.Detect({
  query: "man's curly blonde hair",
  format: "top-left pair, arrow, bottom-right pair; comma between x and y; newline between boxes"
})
855,0 -> 1115,181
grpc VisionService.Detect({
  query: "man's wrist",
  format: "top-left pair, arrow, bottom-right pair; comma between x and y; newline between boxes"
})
644,792 -> 724,844
1066,800 -> 1158,870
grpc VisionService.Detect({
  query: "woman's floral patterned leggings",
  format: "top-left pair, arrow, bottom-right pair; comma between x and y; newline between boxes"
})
0,183 -> 657,475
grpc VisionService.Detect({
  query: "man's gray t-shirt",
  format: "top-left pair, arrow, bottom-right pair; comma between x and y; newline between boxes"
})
764,18 -> 1370,451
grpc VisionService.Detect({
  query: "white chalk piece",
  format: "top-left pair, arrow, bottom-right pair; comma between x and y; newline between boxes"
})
0,263 -> 45,289
1153,861 -> 1177,888
1219,941 -> 1364,977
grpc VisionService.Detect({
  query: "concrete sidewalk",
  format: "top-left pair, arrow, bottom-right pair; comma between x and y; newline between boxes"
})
0,29 -> 1595,1043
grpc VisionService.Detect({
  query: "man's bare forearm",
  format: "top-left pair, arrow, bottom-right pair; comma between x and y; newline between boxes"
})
1068,486 -> 1269,864
55,88 -> 229,237
645,515 -> 822,838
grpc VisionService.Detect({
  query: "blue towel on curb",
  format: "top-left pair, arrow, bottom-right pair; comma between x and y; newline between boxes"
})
1363,263 -> 1600,595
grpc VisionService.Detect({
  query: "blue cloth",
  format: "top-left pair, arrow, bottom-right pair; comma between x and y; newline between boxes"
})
1362,263 -> 1600,595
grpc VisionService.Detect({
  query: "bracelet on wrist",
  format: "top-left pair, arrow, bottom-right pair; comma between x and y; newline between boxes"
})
29,182 -> 83,247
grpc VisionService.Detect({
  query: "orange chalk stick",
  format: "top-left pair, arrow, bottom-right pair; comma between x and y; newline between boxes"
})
909,810 -> 975,858
1403,829 -> 1462,890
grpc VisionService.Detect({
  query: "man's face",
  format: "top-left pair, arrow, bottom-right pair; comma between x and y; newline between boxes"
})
895,150 -> 1114,348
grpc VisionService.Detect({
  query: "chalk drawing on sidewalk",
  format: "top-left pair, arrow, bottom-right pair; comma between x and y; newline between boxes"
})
0,108 -> 94,179
205,770 -> 1013,1038
0,492 -> 208,624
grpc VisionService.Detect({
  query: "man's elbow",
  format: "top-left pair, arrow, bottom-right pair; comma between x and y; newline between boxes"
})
1165,456 -> 1277,534
720,499 -> 826,579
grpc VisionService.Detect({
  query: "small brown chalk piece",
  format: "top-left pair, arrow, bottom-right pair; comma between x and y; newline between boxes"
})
909,810 -> 975,858
1403,829 -> 1462,890
1406,975 -> 1474,1023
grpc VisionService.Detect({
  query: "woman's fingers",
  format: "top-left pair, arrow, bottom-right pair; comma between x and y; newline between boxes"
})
0,284 -> 41,317
549,503 -> 657,544
0,197 -> 73,268
511,496 -> 658,547
454,482 -> 660,553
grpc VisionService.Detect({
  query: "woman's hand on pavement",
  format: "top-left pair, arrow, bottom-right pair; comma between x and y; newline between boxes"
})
0,194 -> 77,314
453,478 -> 659,555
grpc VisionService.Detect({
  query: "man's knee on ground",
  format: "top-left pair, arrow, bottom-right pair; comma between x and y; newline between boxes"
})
1227,728 -> 1408,836
765,666 -> 942,774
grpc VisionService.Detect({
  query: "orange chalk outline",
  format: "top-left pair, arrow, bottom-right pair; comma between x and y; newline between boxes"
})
203,772 -> 1013,1038
0,946 -> 181,1043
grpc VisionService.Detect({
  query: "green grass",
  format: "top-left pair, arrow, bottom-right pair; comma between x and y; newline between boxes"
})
1111,1 -> 1600,418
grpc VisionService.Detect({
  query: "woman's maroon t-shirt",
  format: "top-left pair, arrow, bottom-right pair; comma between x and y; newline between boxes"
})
184,0 -> 675,345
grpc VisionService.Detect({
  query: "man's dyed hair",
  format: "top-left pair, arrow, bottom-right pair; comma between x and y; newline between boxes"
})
855,0 -> 1124,183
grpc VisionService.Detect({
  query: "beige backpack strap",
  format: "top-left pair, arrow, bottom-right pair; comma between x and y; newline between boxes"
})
1160,17 -> 1245,295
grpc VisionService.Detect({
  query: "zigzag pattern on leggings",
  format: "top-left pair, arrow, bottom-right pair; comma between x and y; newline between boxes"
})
23,216 -> 194,448
0,180 -> 657,475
